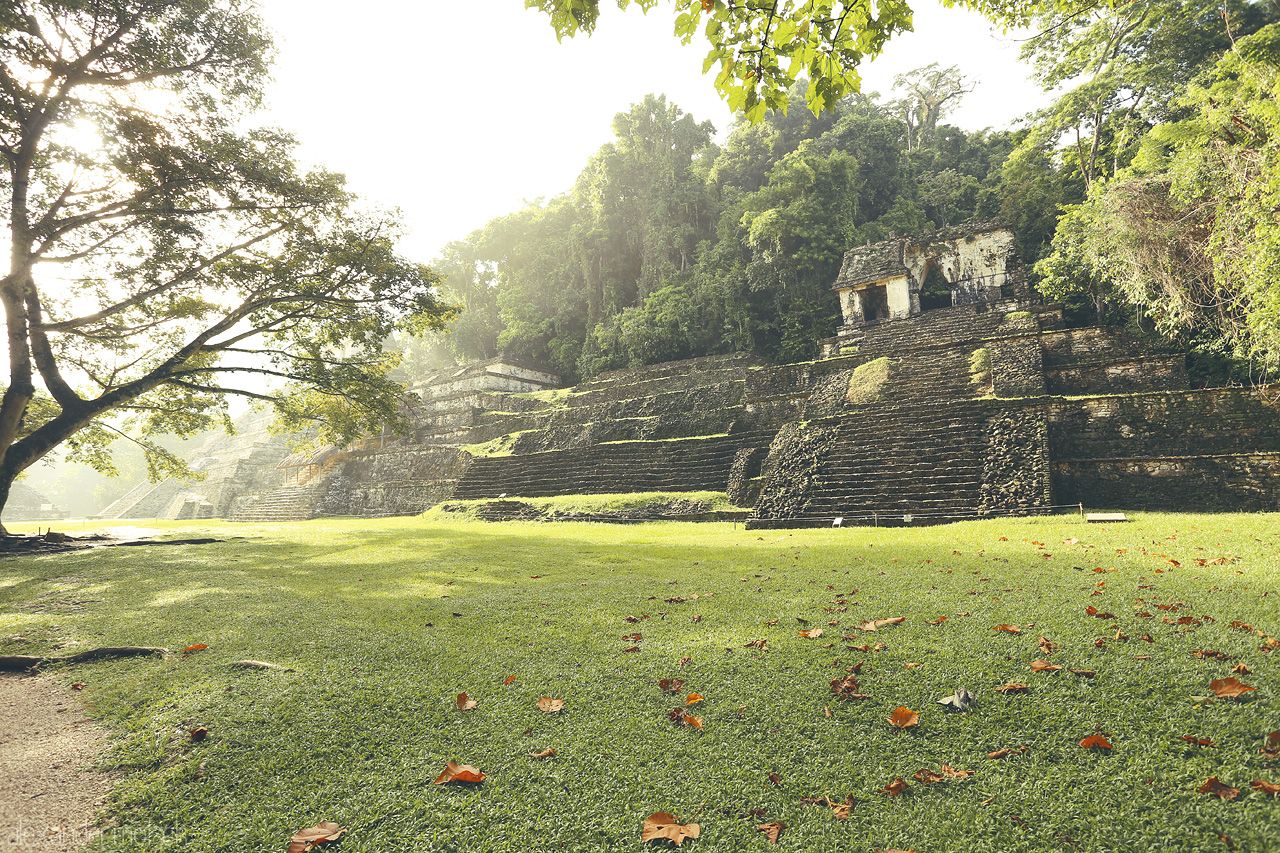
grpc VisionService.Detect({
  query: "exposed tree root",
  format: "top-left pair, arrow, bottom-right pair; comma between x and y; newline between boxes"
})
0,646 -> 169,671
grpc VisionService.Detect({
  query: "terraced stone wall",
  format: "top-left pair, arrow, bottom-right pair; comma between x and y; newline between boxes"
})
1048,388 -> 1280,510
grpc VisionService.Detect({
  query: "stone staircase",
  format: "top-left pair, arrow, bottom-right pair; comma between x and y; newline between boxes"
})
451,432 -> 771,500
752,346 -> 992,525
227,484 -> 324,522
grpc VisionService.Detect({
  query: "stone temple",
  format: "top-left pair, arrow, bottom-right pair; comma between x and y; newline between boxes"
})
98,221 -> 1280,526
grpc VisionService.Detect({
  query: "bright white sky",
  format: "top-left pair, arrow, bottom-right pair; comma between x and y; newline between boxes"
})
254,0 -> 1049,263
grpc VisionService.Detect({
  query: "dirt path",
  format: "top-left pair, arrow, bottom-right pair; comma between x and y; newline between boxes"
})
0,674 -> 116,852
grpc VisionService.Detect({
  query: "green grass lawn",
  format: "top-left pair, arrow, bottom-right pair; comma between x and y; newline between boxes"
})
2,513 -> 1278,852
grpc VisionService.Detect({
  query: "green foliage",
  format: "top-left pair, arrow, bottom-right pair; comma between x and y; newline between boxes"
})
528,1 -> 1040,118
419,81 -> 1023,380
1034,20 -> 1280,377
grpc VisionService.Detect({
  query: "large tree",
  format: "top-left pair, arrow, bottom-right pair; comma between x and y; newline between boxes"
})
0,0 -> 453,527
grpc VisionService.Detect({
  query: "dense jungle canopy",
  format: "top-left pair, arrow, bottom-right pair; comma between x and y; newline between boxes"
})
413,0 -> 1280,385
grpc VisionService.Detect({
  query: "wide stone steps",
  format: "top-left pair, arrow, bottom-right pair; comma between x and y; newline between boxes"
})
227,485 -> 323,522
451,433 -> 767,500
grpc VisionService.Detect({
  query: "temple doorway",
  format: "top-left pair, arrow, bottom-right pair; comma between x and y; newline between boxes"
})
862,284 -> 890,322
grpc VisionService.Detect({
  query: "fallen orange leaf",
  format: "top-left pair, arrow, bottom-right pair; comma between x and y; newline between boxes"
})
1030,660 -> 1062,672
1251,779 -> 1280,796
798,628 -> 824,638
537,697 -> 564,713
686,715 -> 703,729
913,768 -> 945,786
287,821 -> 346,853
1198,776 -> 1240,799
1180,736 -> 1215,747
503,675 -> 516,686
456,692 -> 477,711
878,777 -> 910,797
939,764 -> 972,779
182,643 -> 208,654
1080,734 -> 1113,750
641,812 -> 700,846
685,693 -> 704,705
529,748 -> 556,759
999,683 -> 1029,694
1210,677 -> 1256,698
433,762 -> 486,785
993,624 -> 1022,634
926,616 -> 948,625
755,822 -> 785,844
744,639 -> 768,649
1263,731 -> 1280,759
887,706 -> 919,729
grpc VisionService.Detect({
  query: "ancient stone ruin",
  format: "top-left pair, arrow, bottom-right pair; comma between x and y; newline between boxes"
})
104,222 -> 1280,526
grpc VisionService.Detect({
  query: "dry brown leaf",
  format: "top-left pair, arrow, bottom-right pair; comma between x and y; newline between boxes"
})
999,683 -> 1029,694
677,656 -> 691,668
878,777 -> 910,797
70,682 -> 86,691
433,762 -> 486,785
824,706 -> 832,717
622,645 -> 641,653
1068,669 -> 1096,678
767,772 -> 782,787
456,692 -> 477,711
641,812 -> 700,847
755,822 -> 785,844
887,706 -> 919,730
744,639 -> 768,649
503,675 -> 516,686
913,768 -> 945,786
1231,663 -> 1252,675
188,726 -> 208,742
993,624 -> 1022,634
1079,734 -> 1113,750
659,678 -> 685,694
1250,779 -> 1280,796
798,628 -> 824,638
287,821 -> 347,853
764,619 -> 779,626
904,662 -> 922,669
1180,736 -> 1215,747
1198,777 -> 1240,799
829,794 -> 857,819
859,617 -> 906,632
987,747 -> 1027,759
1210,677 -> 1256,698
1263,731 -> 1280,759
691,614 -> 702,624
537,697 -> 564,713
1030,660 -> 1062,672
939,764 -> 972,779
1038,636 -> 1058,655
529,748 -> 556,759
